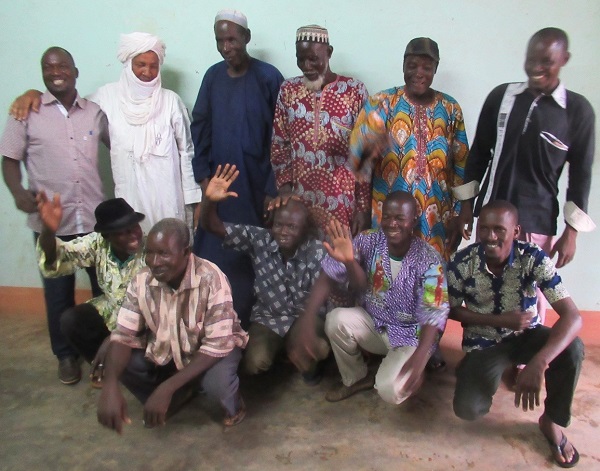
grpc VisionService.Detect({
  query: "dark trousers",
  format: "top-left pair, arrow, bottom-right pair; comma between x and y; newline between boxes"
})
60,303 -> 110,363
453,326 -> 584,427
120,347 -> 243,416
35,233 -> 103,360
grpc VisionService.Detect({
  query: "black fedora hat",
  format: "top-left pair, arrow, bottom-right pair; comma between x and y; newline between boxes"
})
94,198 -> 145,233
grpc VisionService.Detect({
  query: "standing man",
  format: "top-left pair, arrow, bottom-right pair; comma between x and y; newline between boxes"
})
448,201 -> 583,468
348,37 -> 469,260
10,33 -> 202,234
97,219 -> 248,432
191,10 -> 284,327
348,37 -> 468,369
456,28 -> 595,282
271,25 -> 370,237
88,32 -> 202,234
1,47 -> 109,384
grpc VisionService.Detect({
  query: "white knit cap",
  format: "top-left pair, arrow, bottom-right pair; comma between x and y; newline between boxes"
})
214,9 -> 248,29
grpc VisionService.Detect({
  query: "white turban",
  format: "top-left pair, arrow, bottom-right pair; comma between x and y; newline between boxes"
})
117,32 -> 166,65
116,32 -> 166,161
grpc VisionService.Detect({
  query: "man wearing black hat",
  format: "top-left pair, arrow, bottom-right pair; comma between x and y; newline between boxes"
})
37,192 -> 146,386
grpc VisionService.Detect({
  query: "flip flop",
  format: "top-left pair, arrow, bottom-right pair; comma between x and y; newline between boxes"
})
545,432 -> 580,468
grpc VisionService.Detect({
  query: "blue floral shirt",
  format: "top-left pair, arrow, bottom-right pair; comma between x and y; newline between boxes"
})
447,240 -> 569,352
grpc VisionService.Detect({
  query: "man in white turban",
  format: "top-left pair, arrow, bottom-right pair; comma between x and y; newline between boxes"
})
10,32 -> 202,234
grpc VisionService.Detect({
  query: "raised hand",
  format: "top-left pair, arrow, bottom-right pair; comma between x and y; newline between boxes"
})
36,190 -> 62,234
323,219 -> 354,264
204,164 -> 239,202
355,128 -> 390,172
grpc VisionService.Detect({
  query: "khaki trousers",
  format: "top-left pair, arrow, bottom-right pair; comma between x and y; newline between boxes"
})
325,307 -> 421,405
241,317 -> 330,375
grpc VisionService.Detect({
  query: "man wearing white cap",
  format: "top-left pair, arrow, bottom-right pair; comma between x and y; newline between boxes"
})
10,32 -> 202,235
191,10 -> 283,327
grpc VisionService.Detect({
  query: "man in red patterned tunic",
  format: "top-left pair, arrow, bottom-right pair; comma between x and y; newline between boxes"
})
271,25 -> 370,237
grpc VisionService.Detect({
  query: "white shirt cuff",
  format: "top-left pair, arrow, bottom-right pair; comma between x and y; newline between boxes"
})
452,181 -> 479,201
564,201 -> 595,232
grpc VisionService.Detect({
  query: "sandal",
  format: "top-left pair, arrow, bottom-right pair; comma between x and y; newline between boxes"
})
544,432 -> 580,468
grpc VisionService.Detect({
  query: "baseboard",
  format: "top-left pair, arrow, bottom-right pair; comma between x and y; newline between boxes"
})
0,286 -> 93,316
0,286 -> 597,345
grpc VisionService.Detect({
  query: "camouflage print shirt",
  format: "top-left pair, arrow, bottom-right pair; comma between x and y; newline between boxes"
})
37,233 -> 145,330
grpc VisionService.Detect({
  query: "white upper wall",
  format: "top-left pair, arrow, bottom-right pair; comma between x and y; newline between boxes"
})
1,0 -> 599,308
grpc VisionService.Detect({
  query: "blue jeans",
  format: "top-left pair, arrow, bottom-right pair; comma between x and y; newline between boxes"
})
35,233 -> 102,360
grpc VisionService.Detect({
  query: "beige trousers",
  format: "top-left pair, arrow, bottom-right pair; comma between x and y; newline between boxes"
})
325,307 -> 420,405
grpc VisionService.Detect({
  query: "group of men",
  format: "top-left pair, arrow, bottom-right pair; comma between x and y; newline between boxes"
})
1,8 -> 593,468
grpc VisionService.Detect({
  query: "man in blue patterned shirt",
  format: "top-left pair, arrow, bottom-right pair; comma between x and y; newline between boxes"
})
200,164 -> 329,381
447,200 -> 583,468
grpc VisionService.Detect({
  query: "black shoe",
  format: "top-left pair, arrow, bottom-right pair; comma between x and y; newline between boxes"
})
58,357 -> 81,385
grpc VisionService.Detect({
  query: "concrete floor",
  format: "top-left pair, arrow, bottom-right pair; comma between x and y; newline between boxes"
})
1,302 -> 599,471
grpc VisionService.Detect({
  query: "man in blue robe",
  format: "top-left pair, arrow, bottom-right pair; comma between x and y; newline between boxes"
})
191,9 -> 284,327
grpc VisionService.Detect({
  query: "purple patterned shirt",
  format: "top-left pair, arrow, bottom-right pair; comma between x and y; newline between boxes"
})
321,229 -> 449,348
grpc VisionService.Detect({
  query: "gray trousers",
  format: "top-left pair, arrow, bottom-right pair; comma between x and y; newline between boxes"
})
453,326 -> 584,427
121,348 -> 242,416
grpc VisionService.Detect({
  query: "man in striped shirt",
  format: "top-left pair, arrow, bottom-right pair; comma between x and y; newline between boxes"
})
97,218 -> 248,432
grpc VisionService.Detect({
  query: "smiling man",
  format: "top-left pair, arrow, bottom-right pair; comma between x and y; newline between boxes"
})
289,191 -> 449,403
455,28 -> 595,324
271,24 -> 370,237
97,218 -> 248,433
37,195 -> 146,387
10,33 -> 201,234
348,37 -> 469,261
191,10 -> 284,329
447,200 -> 584,468
1,47 -> 108,385
200,164 -> 329,381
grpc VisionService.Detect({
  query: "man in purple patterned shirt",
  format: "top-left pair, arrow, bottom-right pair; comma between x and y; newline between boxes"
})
289,191 -> 449,403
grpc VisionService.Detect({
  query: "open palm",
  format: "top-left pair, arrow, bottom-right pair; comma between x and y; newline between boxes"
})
205,164 -> 240,202
323,220 -> 354,263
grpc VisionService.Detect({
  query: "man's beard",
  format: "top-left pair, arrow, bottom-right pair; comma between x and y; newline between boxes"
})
303,74 -> 325,91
